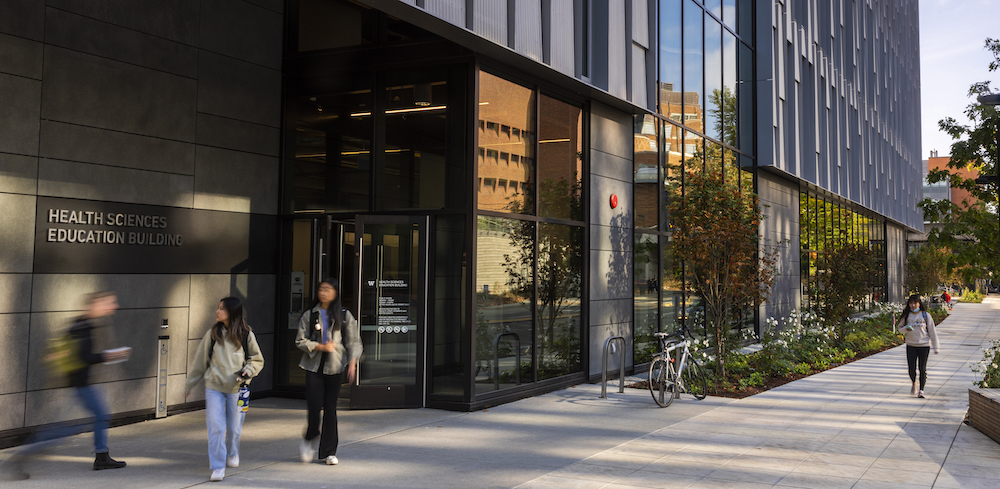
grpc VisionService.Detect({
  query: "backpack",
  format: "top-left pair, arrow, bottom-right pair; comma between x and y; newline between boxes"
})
45,331 -> 85,379
207,328 -> 251,368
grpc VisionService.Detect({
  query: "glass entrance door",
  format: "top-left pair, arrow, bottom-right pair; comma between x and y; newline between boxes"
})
351,215 -> 427,408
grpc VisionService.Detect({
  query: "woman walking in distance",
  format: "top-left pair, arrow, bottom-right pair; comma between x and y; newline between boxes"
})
185,297 -> 265,482
295,278 -> 362,465
897,294 -> 940,398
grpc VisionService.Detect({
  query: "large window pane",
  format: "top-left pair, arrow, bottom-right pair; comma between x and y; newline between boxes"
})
705,18 -> 723,141
475,216 -> 534,393
635,114 -> 659,230
659,0 -> 683,118
634,233 -> 659,364
289,85 -> 372,212
685,132 -> 704,172
431,215 -> 467,397
478,72 -> 536,214
706,140 -> 723,176
378,73 -> 448,210
723,0 -> 736,28
684,0 -> 704,133
662,121 -> 684,232
739,41 -> 754,153
537,222 -> 583,381
705,0 -> 722,18
538,95 -> 583,221
723,30 -> 738,147
661,235 -> 684,335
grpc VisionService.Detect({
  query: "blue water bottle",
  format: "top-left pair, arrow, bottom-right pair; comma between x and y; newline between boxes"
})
237,385 -> 250,412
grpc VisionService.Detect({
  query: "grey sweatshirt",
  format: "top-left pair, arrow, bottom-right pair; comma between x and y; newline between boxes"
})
898,310 -> 940,353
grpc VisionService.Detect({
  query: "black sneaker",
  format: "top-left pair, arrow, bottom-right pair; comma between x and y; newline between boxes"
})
94,452 -> 126,470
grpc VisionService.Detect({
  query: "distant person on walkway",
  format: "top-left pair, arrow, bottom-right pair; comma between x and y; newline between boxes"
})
942,290 -> 953,310
897,294 -> 940,398
4,292 -> 130,480
185,297 -> 265,482
295,278 -> 362,466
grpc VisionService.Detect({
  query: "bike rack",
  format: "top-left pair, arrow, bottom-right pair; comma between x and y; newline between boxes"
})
601,336 -> 626,398
493,332 -> 521,390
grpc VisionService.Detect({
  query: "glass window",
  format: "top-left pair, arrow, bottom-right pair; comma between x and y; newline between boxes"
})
723,30 -> 737,148
738,0 -> 753,38
684,0 -> 704,133
378,72 -> 449,210
659,0 -> 683,117
706,140 -> 723,176
738,41 -> 754,153
634,232 -> 659,364
478,72 -> 536,214
475,216 -> 534,393
431,215 -> 467,397
635,114 -> 659,229
289,84 -> 372,212
662,120 -> 684,232
538,95 -> 583,221
661,234 -> 683,335
704,18 -> 723,142
723,0 -> 736,28
705,0 -> 722,18
536,222 -> 583,381
685,132 -> 704,172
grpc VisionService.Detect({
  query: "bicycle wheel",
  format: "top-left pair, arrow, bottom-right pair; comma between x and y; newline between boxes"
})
649,355 -> 676,407
682,356 -> 709,400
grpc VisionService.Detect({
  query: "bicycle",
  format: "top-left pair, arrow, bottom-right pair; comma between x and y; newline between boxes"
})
648,326 -> 708,407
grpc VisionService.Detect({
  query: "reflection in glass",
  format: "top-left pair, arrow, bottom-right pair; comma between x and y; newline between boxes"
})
290,87 -> 372,212
538,95 -> 583,221
723,0 -> 736,27
659,0 -> 683,119
431,215 -> 467,397
685,132 -> 704,172
537,223 -> 583,381
475,216 -> 533,393
661,234 -> 683,335
739,41 -> 754,153
634,232 -> 659,364
684,0 -> 704,133
723,30 -> 738,147
704,18 -> 722,141
705,0 -> 722,18
478,71 -> 536,214
379,77 -> 448,210
662,121 -> 684,232
706,141 -> 723,176
635,114 -> 659,230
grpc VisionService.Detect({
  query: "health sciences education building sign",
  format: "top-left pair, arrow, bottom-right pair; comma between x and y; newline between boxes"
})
34,197 -> 277,274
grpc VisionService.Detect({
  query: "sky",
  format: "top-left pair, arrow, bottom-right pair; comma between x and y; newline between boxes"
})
919,0 -> 999,158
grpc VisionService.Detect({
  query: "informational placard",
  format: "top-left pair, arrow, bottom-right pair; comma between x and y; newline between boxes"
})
373,279 -> 415,332
33,196 -> 276,273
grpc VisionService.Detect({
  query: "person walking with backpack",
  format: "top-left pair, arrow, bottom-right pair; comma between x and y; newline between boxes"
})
295,278 -> 362,466
898,294 -> 940,399
185,297 -> 264,482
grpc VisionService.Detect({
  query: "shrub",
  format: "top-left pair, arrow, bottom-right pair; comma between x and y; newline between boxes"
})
793,362 -> 812,375
738,371 -> 765,388
962,288 -> 984,303
971,339 -> 1000,388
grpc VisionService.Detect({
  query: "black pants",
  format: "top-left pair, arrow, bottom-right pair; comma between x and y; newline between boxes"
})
906,345 -> 930,390
304,369 -> 342,459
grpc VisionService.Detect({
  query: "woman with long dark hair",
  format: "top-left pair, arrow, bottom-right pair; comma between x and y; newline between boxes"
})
185,297 -> 265,482
295,278 -> 362,465
897,294 -> 940,398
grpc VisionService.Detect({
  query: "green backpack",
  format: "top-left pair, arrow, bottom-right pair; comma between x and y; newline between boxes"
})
45,331 -> 86,379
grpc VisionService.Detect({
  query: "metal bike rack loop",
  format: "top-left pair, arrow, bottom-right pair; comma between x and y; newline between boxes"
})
493,332 -> 521,390
601,336 -> 626,398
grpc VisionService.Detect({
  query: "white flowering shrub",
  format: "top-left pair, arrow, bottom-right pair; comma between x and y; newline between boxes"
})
971,339 -> 1000,388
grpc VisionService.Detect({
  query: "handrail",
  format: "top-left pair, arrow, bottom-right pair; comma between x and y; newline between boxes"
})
493,332 -> 521,390
601,336 -> 626,398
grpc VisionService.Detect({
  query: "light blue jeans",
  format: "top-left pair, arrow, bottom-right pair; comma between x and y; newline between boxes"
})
204,388 -> 244,470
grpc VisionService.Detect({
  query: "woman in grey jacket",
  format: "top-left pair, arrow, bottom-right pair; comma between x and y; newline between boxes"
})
897,294 -> 940,399
295,278 -> 363,465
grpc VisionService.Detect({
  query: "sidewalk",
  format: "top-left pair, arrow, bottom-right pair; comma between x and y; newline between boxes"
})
3,299 -> 999,488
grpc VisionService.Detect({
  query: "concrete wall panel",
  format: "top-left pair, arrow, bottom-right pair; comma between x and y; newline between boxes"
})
45,0 -> 199,45
0,153 -> 39,194
590,102 -> 633,159
0,0 -> 44,40
196,113 -> 280,158
193,146 -> 279,214
41,47 -> 197,142
40,121 -> 196,175
200,0 -> 283,70
37,158 -> 195,207
590,147 -> 633,183
31,274 -> 191,312
24,378 -> 155,426
197,52 -> 281,128
588,319 -> 632,376
0,73 -> 41,156
0,274 -> 32,314
0,193 -> 36,273
590,174 -> 631,225
589,249 -> 632,301
0,313 -> 30,395
188,274 -> 275,340
0,32 -> 43,79
0,392 -> 25,431
589,223 -> 633,253
44,7 -> 199,78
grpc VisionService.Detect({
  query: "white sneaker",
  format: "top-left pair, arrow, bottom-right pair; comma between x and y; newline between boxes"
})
299,437 -> 315,463
226,455 -> 239,468
325,455 -> 339,465
210,468 -> 225,482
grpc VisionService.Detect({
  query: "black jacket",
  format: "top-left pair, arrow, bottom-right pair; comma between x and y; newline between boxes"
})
68,317 -> 105,387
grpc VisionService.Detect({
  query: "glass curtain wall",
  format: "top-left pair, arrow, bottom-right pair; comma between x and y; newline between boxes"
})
475,71 -> 584,394
636,0 -> 755,365
799,192 -> 889,311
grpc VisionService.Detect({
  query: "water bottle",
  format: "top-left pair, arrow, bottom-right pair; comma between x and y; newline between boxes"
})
237,385 -> 250,412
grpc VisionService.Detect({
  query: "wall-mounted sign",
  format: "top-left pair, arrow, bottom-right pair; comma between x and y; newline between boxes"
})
34,197 -> 277,274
